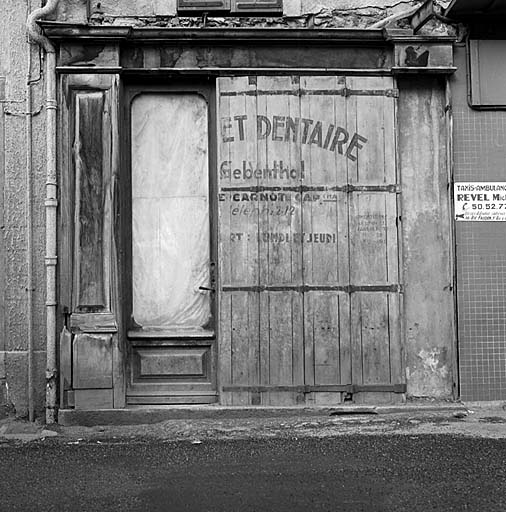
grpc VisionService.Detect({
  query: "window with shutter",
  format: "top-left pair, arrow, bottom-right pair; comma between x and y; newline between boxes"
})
177,0 -> 230,13
231,0 -> 283,14
177,0 -> 282,15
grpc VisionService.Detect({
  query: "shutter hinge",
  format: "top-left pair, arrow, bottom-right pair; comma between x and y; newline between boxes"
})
338,88 -> 399,98
63,306 -> 71,329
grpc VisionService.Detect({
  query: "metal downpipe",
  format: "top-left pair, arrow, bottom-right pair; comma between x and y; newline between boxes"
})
27,0 -> 60,424
25,29 -> 34,423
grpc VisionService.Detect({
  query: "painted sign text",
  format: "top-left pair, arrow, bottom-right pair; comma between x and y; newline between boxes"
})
454,182 -> 506,221
221,115 -> 368,161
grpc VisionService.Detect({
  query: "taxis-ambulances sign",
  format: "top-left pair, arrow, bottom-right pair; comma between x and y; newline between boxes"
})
454,182 -> 506,221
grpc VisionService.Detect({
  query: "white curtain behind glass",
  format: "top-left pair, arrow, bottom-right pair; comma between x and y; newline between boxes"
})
131,93 -> 211,328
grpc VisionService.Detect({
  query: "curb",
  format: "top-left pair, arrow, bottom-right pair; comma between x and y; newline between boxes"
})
58,403 -> 467,427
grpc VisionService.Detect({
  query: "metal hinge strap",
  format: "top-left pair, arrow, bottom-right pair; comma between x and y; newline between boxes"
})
222,384 -> 407,394
222,284 -> 403,294
220,88 -> 399,98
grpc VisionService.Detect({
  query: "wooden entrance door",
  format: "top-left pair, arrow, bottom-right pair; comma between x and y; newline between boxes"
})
125,87 -> 217,405
217,75 -> 403,405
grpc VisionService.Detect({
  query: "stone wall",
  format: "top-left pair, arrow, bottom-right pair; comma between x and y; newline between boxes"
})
0,0 -> 48,418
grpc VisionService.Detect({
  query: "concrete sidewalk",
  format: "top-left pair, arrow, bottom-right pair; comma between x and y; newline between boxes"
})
1,400 -> 506,444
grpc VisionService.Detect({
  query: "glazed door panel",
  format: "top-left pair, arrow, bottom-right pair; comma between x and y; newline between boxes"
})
126,90 -> 217,405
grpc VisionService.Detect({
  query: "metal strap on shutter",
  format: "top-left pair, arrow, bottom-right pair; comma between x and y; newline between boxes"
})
222,384 -> 407,393
220,88 -> 399,97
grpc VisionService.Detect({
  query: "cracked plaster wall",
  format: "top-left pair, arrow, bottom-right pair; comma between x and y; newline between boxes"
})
55,0 -> 452,30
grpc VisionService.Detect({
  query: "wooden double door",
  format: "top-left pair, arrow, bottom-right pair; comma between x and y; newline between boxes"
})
217,75 -> 404,405
60,74 -> 403,408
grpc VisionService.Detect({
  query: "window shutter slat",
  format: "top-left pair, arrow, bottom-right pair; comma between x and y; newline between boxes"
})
231,0 -> 283,14
177,0 -> 230,12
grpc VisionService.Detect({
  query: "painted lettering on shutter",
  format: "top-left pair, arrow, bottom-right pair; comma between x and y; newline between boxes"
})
219,77 -> 260,405
255,76 -> 303,406
300,76 -> 351,405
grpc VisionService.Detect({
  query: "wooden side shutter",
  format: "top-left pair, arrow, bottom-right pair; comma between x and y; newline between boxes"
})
217,75 -> 403,406
345,76 -> 402,403
299,76 -> 351,404
218,76 -> 303,405
59,74 -> 123,410
231,0 -> 283,14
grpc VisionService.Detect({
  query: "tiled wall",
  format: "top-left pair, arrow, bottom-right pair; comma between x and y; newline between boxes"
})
456,223 -> 506,400
453,47 -> 506,401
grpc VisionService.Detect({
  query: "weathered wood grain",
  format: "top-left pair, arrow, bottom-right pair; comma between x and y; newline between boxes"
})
61,74 -> 116,317
230,292 -> 260,405
219,291 -> 233,405
74,91 -> 105,308
74,389 -> 114,410
226,76 -> 259,286
216,75 -> 403,406
72,333 -> 113,389
349,192 -> 389,285
264,291 -> 303,405
122,45 -> 392,71
61,74 -> 123,409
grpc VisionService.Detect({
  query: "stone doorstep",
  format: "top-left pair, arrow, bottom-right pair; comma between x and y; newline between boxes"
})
58,403 -> 468,427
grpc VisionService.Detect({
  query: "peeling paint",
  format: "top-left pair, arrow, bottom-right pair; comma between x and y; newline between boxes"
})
76,0 -> 455,33
85,12 -> 454,33
418,348 -> 449,376
406,347 -> 451,398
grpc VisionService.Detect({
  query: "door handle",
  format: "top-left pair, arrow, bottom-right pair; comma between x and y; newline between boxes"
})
199,286 -> 215,292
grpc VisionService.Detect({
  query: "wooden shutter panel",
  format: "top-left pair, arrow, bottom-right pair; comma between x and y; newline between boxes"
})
217,75 -> 403,406
73,90 -> 106,309
178,0 -> 230,12
59,74 -> 123,409
231,0 -> 283,14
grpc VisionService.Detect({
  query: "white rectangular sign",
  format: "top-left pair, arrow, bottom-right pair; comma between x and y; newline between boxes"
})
454,182 -> 506,221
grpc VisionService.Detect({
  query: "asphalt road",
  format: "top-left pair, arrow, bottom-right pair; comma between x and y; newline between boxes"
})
0,434 -> 505,511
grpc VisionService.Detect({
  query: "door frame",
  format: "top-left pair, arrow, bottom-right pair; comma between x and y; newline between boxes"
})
120,78 -> 219,404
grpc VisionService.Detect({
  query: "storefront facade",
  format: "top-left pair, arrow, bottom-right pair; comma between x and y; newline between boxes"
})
1,1 -> 460,420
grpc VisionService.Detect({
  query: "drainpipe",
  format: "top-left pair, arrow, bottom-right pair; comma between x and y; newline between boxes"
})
25,25 -> 34,423
27,0 -> 60,424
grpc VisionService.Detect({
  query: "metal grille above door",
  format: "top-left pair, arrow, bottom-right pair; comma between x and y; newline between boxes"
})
217,75 -> 403,405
